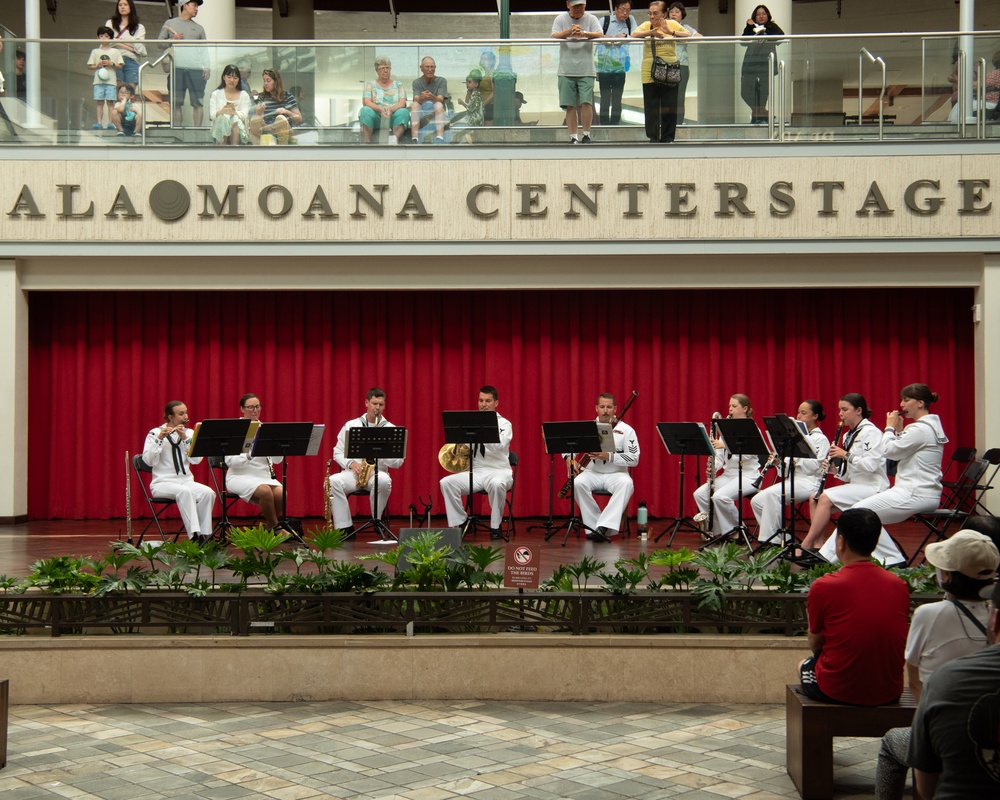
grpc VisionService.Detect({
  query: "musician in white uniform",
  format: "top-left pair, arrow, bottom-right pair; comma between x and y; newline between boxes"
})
565,393 -> 639,542
751,399 -> 830,544
819,384 -> 947,565
329,387 -> 404,537
693,394 -> 761,537
141,400 -> 215,543
223,393 -> 288,532
799,393 -> 891,557
440,385 -> 513,539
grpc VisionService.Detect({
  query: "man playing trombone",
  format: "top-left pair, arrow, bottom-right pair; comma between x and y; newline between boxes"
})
565,393 -> 639,542
328,388 -> 403,536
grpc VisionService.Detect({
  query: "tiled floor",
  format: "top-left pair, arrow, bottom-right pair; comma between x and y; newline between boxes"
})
2,700 -> 890,799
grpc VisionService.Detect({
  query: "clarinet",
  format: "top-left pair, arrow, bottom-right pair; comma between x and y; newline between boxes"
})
693,412 -> 722,532
812,422 -> 845,501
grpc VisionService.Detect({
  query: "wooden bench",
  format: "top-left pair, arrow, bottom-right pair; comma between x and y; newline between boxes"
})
0,678 -> 7,769
785,684 -> 916,800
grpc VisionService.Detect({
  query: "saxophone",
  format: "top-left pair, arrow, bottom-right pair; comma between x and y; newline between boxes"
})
356,459 -> 375,487
355,414 -> 381,487
693,412 -> 722,534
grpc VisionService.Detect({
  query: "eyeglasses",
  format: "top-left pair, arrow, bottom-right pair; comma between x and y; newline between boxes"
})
243,405 -> 261,411
263,69 -> 276,78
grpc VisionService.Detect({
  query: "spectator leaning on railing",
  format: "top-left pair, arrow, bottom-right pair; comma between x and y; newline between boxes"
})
158,0 -> 209,127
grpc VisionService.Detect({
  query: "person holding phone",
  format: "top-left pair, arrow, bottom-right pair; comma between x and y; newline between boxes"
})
209,64 -> 251,145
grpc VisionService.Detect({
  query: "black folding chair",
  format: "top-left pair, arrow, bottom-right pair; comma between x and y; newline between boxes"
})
908,458 -> 989,565
470,451 -> 518,541
970,448 -> 1000,517
131,454 -> 185,544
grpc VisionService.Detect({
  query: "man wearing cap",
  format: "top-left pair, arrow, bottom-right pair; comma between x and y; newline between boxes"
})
798,508 -> 911,706
551,0 -> 603,144
874,531 -> 999,799
910,578 -> 1000,797
158,0 -> 209,126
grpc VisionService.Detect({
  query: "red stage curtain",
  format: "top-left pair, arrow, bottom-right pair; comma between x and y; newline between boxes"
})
28,288 -> 975,522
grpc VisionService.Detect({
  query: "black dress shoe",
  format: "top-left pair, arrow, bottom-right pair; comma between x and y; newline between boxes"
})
490,529 -> 503,540
591,527 -> 611,543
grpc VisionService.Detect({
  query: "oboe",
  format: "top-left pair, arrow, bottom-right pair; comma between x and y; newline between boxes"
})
812,422 -> 845,501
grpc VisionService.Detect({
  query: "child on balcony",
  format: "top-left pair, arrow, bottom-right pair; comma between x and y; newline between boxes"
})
86,27 -> 124,131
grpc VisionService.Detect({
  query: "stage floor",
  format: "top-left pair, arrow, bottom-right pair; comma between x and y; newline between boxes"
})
0,516 -> 934,582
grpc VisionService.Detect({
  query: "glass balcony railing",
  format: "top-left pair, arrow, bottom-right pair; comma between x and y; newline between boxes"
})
1,32 -> 999,146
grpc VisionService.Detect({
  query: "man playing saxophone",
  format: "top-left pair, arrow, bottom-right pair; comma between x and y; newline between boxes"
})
328,387 -> 404,537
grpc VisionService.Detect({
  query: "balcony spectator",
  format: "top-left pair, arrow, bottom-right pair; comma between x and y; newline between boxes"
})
359,56 -> 408,145
410,57 -> 448,144
740,4 -> 784,124
105,0 -> 146,90
209,64 -> 251,146
86,27 -> 124,131
551,0 -> 603,144
595,0 -> 637,126
249,68 -> 301,145
157,0 -> 209,127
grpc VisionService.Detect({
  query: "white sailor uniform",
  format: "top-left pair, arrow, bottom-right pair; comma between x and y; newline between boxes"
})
751,426 -> 830,544
328,416 -> 404,530
440,413 -> 513,530
571,418 -> 639,536
142,427 -> 215,538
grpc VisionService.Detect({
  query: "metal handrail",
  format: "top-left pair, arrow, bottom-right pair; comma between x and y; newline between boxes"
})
957,49 -> 967,138
138,50 -> 173,146
778,59 -> 787,142
768,51 -> 775,139
859,47 -> 886,141
978,56 -> 987,140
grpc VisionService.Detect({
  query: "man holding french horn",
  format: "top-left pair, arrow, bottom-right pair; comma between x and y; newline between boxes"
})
327,387 -> 404,536
439,385 -> 513,540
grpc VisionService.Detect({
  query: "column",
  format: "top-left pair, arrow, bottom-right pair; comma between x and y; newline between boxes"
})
976,256 -> 1000,513
197,0 -> 237,40
0,260 -> 28,523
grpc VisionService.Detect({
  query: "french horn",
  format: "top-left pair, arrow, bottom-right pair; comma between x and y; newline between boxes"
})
438,443 -> 471,473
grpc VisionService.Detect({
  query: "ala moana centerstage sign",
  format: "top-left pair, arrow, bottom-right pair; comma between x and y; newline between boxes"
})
1,154 -> 997,242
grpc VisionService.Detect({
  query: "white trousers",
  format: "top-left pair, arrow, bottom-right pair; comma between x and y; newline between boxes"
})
750,478 -> 820,543
573,470 -> 633,534
693,472 -> 758,536
817,485 -> 933,565
440,468 -> 512,530
150,478 -> 215,538
329,469 -> 391,529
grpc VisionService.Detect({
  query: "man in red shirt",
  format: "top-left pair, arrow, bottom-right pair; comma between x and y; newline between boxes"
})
799,507 -> 910,705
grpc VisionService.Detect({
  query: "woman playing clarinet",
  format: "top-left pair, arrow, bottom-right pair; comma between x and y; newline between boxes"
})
693,394 -> 761,537
751,399 -> 830,544
817,384 -> 947,565
799,393 -> 889,556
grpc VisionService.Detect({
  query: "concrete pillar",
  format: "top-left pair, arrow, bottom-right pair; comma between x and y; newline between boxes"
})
197,0 -> 237,40
0,259 -> 28,523
273,0 -> 315,39
976,256 -> 1000,512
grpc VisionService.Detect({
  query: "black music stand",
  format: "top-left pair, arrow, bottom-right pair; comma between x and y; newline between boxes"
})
188,419 -> 256,539
442,410 -> 502,540
704,418 -> 770,549
758,416 -> 817,563
345,425 -> 407,543
539,421 -> 604,546
655,422 -> 715,545
251,422 -> 323,540
526,451 -> 560,537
